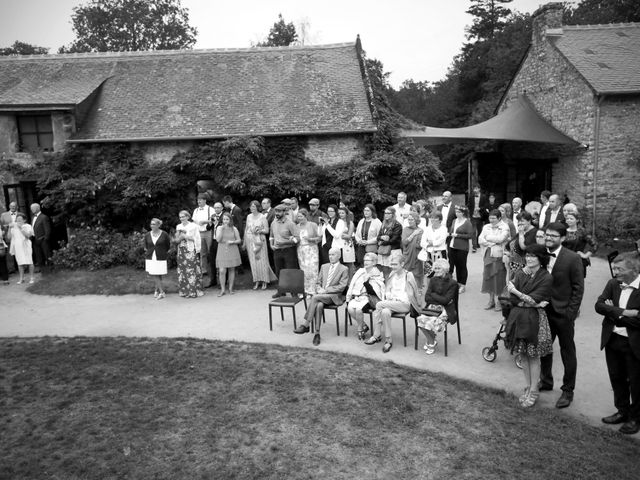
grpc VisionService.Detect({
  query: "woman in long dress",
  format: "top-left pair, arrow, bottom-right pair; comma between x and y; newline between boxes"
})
215,212 -> 242,296
296,209 -> 321,296
175,210 -> 204,298
143,217 -> 171,299
244,200 -> 276,290
9,213 -> 34,284
478,209 -> 510,311
319,205 -> 338,266
346,252 -> 385,339
402,211 -> 424,289
377,206 -> 403,276
504,244 -> 554,408
354,203 -> 381,267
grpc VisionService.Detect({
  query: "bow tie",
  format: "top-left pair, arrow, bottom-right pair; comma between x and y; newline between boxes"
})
547,250 -> 557,257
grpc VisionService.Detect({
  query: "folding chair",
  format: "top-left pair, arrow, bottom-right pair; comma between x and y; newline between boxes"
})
268,269 -> 307,331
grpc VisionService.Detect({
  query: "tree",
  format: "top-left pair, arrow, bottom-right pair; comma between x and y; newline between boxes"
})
563,0 -> 640,24
59,0 -> 197,53
465,0 -> 513,41
256,14 -> 297,47
0,41 -> 48,55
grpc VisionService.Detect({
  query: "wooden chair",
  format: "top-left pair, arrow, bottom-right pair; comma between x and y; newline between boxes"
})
412,288 -> 461,356
268,269 -> 307,331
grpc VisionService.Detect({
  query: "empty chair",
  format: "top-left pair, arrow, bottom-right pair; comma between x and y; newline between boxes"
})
268,269 -> 307,331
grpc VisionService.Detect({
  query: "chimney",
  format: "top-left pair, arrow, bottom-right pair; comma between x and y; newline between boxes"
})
532,2 -> 563,46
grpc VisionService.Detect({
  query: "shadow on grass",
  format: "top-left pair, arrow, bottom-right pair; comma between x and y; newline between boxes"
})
1,337 -> 637,479
26,266 -> 261,296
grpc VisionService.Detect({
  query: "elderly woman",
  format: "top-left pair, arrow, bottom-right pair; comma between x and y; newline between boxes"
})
563,211 -> 597,278
346,252 -> 385,340
175,210 -> 204,298
296,208 -> 321,296
479,209 -> 510,311
216,211 -> 242,296
562,202 -> 578,218
144,218 -> 171,299
365,252 -> 422,353
505,244 -> 554,408
509,211 -> 538,272
354,203 -> 381,267
421,211 -> 448,261
416,258 -> 458,354
402,211 -> 424,288
448,206 -> 474,294
9,213 -> 34,284
377,206 -> 403,276
245,200 -> 276,290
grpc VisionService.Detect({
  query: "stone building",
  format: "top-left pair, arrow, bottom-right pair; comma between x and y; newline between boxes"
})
0,39 -> 377,216
406,2 -> 640,237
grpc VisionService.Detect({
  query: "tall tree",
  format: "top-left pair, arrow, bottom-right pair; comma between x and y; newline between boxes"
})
465,0 -> 513,41
59,0 -> 197,53
0,41 -> 48,55
257,14 -> 297,47
563,0 -> 640,24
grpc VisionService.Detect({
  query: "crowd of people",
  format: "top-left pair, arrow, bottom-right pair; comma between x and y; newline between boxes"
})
3,188 -> 640,435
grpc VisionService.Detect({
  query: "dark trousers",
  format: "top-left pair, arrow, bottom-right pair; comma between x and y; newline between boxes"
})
448,248 -> 468,285
273,246 -> 299,278
208,240 -> 218,286
32,238 -> 51,267
470,217 -> 483,249
540,309 -> 577,394
605,333 -> 640,420
0,251 -> 8,281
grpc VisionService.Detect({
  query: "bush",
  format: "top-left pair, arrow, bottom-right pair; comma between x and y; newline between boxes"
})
49,226 -> 165,271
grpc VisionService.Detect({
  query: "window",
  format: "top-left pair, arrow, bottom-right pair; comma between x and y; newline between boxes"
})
17,115 -> 53,152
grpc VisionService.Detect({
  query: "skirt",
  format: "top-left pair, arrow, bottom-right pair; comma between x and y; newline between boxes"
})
145,259 -> 167,276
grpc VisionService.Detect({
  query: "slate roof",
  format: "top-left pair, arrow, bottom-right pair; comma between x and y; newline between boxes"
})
0,41 -> 376,141
550,22 -> 640,94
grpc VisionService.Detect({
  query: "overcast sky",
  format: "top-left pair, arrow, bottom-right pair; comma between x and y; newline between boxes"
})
1,0 -> 561,88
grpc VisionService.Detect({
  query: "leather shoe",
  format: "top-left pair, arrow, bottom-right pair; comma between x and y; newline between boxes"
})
312,333 -> 321,346
382,342 -> 393,353
619,420 -> 640,435
364,336 -> 381,345
602,412 -> 628,425
272,292 -> 284,299
555,392 -> 573,409
293,325 -> 310,334
537,382 -> 553,391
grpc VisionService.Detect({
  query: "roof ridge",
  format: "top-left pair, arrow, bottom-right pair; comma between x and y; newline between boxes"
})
0,41 -> 357,61
563,22 -> 640,30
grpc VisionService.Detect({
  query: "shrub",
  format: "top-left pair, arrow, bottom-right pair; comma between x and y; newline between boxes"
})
49,226 -> 166,271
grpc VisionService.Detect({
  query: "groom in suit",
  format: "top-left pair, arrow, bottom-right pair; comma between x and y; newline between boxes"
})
539,222 -> 584,408
595,252 -> 640,435
293,248 -> 349,346
30,203 -> 52,269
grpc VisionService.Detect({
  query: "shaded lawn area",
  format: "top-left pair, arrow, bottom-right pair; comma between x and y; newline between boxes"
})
1,338 -> 637,480
27,266 -> 257,296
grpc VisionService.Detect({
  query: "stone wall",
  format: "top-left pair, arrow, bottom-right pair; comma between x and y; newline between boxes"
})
304,134 -> 367,167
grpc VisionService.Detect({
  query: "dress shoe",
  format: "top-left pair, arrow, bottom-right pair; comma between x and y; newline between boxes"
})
364,336 -> 381,345
602,412 -> 628,425
537,381 -> 553,391
555,392 -> 573,409
293,325 -> 310,334
271,292 -> 284,299
312,333 -> 321,346
619,420 -> 640,435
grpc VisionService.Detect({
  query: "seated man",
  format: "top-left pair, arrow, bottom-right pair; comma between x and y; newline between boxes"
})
293,248 -> 349,346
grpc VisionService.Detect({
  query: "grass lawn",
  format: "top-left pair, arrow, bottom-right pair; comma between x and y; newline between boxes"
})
27,266 -> 257,296
1,337 -> 638,480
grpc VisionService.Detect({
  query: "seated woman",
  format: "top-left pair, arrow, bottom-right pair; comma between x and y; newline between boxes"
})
416,258 -> 458,355
364,252 -> 422,353
346,252 -> 385,340
504,244 -> 554,408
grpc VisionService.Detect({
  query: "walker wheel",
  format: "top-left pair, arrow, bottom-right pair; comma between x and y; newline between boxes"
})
482,347 -> 496,362
515,353 -> 524,369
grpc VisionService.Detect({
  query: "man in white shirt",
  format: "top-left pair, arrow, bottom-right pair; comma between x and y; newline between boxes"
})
595,252 -> 640,435
512,197 -> 523,225
192,194 -> 213,277
392,192 -> 412,227
289,197 -> 300,221
537,190 -> 551,227
542,194 -> 565,228
438,191 -> 456,230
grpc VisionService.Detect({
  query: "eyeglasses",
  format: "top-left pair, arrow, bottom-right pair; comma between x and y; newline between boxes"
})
384,211 -> 392,215
545,233 -> 561,238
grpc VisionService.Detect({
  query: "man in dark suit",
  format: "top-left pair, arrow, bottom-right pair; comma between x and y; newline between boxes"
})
595,252 -> 640,435
222,195 -> 244,239
539,222 -> 584,408
467,185 -> 489,252
542,193 -> 565,228
261,197 -> 276,272
438,190 -> 457,230
207,202 -> 224,288
30,203 -> 52,269
293,248 -> 349,346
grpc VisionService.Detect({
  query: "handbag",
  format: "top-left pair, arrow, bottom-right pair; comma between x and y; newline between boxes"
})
342,242 -> 356,263
363,280 -> 381,309
417,248 -> 429,262
378,244 -> 391,255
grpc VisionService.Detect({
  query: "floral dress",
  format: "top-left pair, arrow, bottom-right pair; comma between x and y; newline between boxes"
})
297,222 -> 320,294
244,214 -> 276,283
176,223 -> 204,298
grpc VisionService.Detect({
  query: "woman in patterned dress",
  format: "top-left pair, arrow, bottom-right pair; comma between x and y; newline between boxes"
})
244,200 -> 276,290
175,210 -> 204,298
296,209 -> 321,296
215,212 -> 242,296
401,211 -> 424,289
504,244 -> 554,408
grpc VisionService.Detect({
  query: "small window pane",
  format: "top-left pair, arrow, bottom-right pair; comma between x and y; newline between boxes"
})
37,116 -> 52,132
18,116 -> 36,133
39,133 -> 54,150
21,134 -> 39,151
